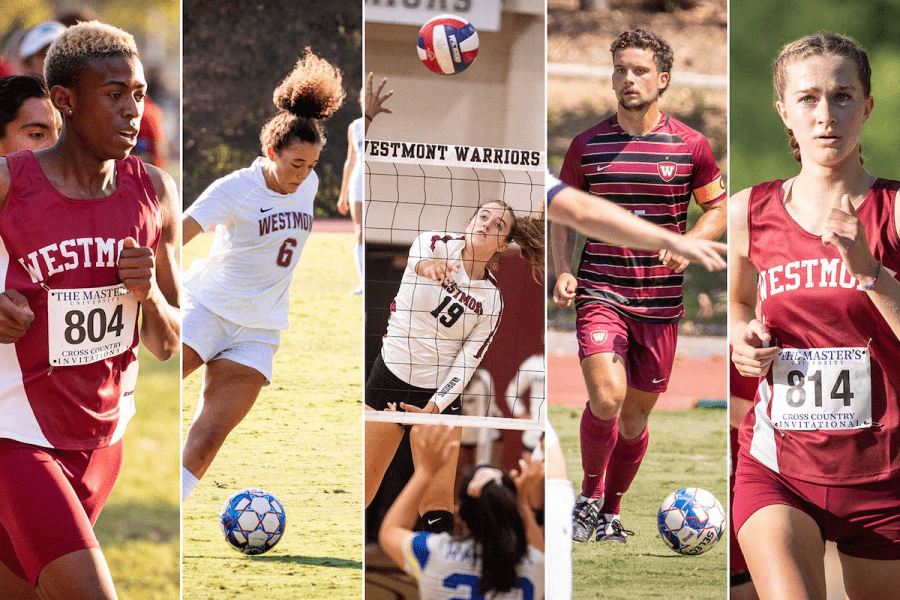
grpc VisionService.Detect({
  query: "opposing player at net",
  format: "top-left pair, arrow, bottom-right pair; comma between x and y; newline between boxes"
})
552,28 -> 726,544
365,200 -> 543,533
730,32 -> 900,600
0,21 -> 180,599
180,49 -> 344,501
379,423 -> 545,600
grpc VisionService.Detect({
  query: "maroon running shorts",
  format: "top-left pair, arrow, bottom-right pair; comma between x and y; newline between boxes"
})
733,446 -> 900,560
0,438 -> 123,586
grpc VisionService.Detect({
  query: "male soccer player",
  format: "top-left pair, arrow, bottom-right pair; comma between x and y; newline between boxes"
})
552,29 -> 726,543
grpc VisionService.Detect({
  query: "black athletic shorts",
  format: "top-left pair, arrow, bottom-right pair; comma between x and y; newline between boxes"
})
366,354 -> 462,415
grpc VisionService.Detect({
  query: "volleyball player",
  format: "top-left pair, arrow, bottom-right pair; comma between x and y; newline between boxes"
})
379,423 -> 544,600
365,201 -> 544,533
730,32 -> 900,600
0,21 -> 180,599
552,29 -> 726,543
180,49 -> 345,501
0,75 -> 60,155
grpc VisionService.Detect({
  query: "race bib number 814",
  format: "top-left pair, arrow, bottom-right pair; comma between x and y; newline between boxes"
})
771,347 -> 873,430
47,284 -> 137,366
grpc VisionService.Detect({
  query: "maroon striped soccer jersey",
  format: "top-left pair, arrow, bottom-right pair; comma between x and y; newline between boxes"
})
0,151 -> 161,450
743,178 -> 900,485
560,113 -> 725,323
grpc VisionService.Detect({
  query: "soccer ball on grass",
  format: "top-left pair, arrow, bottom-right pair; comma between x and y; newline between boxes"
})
220,488 -> 286,555
657,487 -> 724,555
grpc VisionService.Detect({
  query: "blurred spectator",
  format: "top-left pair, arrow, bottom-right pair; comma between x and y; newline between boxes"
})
19,21 -> 66,76
2,30 -> 28,76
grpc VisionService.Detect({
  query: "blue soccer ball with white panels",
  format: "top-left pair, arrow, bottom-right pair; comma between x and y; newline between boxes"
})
657,487 -> 724,555
219,488 -> 286,555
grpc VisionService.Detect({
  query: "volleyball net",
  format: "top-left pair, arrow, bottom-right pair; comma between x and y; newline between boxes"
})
364,139 -> 545,436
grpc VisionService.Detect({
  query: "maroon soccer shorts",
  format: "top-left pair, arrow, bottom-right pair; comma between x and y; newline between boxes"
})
0,438 -> 123,586
733,447 -> 900,560
575,302 -> 677,393
729,428 -> 750,582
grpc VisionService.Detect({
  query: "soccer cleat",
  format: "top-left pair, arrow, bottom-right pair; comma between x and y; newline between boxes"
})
596,513 -> 635,543
571,495 -> 603,542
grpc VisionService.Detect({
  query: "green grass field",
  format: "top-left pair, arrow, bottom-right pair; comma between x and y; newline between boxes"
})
550,404 -> 728,600
93,345 -> 180,598
181,232 -> 363,599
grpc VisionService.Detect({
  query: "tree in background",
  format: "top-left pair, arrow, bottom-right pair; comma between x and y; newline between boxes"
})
183,0 -> 361,216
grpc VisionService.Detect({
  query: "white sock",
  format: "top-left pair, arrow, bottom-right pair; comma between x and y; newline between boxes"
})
354,242 -> 363,283
182,466 -> 200,502
547,478 -> 575,600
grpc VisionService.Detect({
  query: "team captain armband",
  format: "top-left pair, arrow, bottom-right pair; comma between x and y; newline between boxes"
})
693,176 -> 726,205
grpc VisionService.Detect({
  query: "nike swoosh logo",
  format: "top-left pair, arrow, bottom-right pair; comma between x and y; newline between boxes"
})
596,164 -> 610,172
260,207 -> 274,213
652,378 -> 665,384
427,518 -> 440,525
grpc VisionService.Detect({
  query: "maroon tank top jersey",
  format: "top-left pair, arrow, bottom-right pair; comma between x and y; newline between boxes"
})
744,178 -> 900,484
560,113 -> 725,323
0,150 -> 161,451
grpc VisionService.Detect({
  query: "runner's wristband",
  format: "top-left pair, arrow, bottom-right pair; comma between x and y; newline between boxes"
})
862,261 -> 881,291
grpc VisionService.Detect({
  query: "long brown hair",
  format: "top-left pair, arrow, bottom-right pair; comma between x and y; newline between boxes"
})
473,200 -> 544,282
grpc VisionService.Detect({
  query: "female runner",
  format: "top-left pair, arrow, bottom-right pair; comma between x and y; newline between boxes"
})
364,200 -> 544,530
379,423 -> 544,600
180,49 -> 344,501
730,32 -> 900,600
0,21 -> 180,599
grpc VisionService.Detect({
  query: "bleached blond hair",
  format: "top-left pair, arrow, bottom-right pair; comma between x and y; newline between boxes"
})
44,21 -> 138,89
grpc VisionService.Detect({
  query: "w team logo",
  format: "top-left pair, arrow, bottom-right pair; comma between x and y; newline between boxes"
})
658,162 -> 677,182
591,330 -> 607,345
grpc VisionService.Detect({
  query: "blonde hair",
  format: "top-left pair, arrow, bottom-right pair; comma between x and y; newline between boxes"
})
773,32 -> 871,164
44,21 -> 138,89
260,48 -> 345,153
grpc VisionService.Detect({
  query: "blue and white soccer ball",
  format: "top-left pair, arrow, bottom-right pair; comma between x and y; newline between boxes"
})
417,14 -> 479,75
657,487 -> 725,555
219,488 -> 286,555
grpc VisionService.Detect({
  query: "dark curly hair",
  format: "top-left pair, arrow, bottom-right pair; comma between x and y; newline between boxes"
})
609,29 -> 674,95
260,48 -> 346,154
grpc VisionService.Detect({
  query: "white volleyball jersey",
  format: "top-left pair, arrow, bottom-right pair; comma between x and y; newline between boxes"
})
184,159 -> 316,330
381,231 -> 503,410
403,532 -> 544,600
349,117 -> 364,204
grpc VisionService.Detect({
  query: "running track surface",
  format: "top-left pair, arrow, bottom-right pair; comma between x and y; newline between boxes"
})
316,218 -> 353,233
548,354 -> 727,410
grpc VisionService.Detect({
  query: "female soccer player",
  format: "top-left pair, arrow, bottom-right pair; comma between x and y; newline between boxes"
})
180,49 -> 345,501
730,32 -> 900,600
379,423 -> 544,600
337,92 -> 364,294
364,201 -> 544,529
0,21 -> 180,599
0,74 -> 60,155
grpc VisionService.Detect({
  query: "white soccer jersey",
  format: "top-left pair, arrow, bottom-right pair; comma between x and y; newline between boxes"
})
183,158 -> 317,330
349,117 -> 364,204
381,231 -> 503,410
403,532 -> 544,600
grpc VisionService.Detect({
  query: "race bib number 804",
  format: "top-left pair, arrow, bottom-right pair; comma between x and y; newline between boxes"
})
47,284 -> 137,366
771,347 -> 873,430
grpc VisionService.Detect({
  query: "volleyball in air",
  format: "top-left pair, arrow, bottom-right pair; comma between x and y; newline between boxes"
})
417,14 -> 479,75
